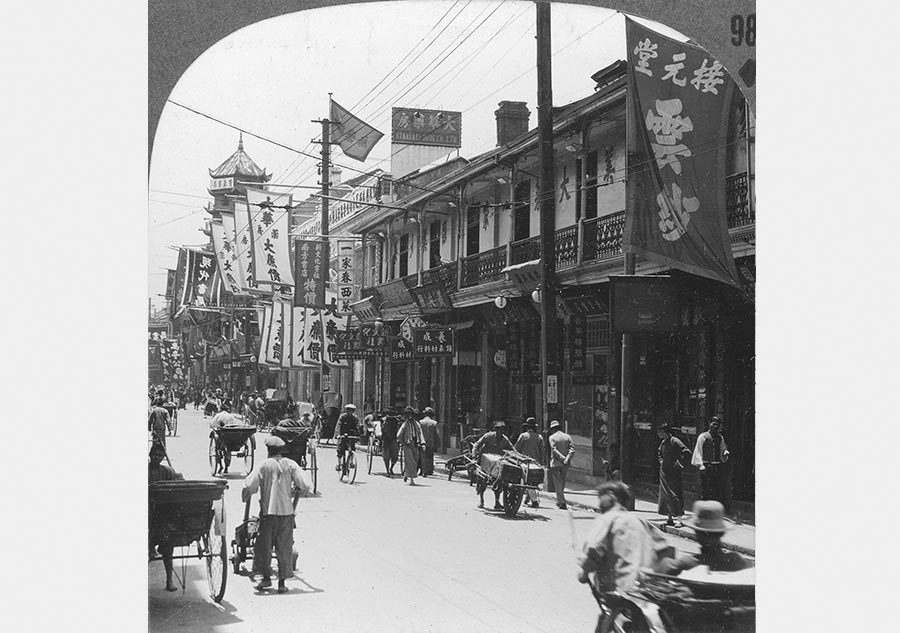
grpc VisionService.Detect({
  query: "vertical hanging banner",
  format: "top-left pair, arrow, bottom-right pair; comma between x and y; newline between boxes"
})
264,301 -> 284,367
246,188 -> 294,289
181,249 -> 221,307
623,17 -> 740,286
335,240 -> 358,315
300,305 -> 324,366
290,305 -> 318,368
278,298 -> 293,370
211,218 -> 241,295
321,289 -> 350,368
293,239 -> 326,308
232,201 -> 259,293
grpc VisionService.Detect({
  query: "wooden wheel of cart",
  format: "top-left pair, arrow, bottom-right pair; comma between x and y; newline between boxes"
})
502,486 -> 524,517
308,442 -> 318,494
208,435 -> 220,477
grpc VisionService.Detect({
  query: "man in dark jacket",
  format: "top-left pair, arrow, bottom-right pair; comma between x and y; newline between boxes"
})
473,421 -> 514,509
380,411 -> 401,476
334,404 -> 360,471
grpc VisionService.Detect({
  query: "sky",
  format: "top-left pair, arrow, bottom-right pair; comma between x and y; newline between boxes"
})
148,0 -> 688,308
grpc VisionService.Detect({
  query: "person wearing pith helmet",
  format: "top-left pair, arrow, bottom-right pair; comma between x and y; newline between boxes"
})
334,404 -> 360,471
658,500 -> 752,576
548,420 -> 574,509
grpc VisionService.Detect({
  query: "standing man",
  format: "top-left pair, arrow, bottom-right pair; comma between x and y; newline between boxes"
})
148,398 -> 170,450
548,420 -> 574,510
334,403 -> 360,471
691,416 -> 731,511
242,436 -> 311,594
418,407 -> 439,477
514,417 -> 544,508
657,424 -> 692,527
472,421 -> 514,509
397,406 -> 425,485
380,410 -> 401,476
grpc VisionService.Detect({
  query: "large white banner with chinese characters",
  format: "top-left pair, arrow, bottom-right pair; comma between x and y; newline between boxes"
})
335,239 -> 358,315
211,218 -> 241,295
289,306 -> 319,368
232,201 -> 259,293
246,188 -> 294,289
321,289 -> 350,368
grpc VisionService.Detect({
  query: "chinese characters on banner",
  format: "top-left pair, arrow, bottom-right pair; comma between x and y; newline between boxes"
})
623,17 -> 740,286
293,239 -> 326,308
231,201 -> 259,293
412,327 -> 454,356
279,299 -> 293,370
506,322 -> 522,373
391,107 -> 462,148
334,325 -> 389,359
178,249 -> 221,307
569,316 -> 587,373
320,291 -> 350,368
160,338 -> 186,381
210,218 -> 241,295
390,337 -> 413,361
335,240 -> 358,315
246,188 -> 294,290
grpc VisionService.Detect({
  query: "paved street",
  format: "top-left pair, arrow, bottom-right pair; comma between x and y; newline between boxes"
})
150,409 -> 700,633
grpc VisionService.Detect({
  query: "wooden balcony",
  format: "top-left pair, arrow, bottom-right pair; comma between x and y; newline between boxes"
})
461,246 -> 507,289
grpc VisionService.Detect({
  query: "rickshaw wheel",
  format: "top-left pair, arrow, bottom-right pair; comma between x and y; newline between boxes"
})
503,487 -> 524,517
205,499 -> 227,603
230,540 -> 241,575
366,435 -> 375,474
208,436 -> 220,477
243,438 -> 254,475
308,444 -> 318,494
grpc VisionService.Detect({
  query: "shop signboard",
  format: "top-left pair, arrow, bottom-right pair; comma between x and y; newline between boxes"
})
506,322 -> 522,373
569,315 -> 587,372
609,275 -> 680,333
391,107 -> 461,148
412,327 -> 454,357
293,239 -> 326,308
390,336 -> 414,361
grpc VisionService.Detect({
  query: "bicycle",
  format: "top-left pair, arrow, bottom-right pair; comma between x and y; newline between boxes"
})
366,431 -> 382,475
336,435 -> 360,484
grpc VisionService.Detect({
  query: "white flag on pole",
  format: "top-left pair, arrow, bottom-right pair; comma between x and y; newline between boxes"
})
246,188 -> 294,288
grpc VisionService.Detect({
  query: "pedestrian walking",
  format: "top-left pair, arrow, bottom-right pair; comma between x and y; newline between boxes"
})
241,436 -> 311,594
657,424 -> 692,526
473,421 -> 514,509
380,411 -> 400,476
148,443 -> 183,592
514,417 -> 544,508
397,406 -> 425,485
548,420 -> 574,509
418,407 -> 439,477
691,416 -> 731,511
148,398 -> 170,450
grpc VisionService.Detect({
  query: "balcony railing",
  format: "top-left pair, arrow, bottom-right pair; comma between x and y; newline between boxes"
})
556,225 -> 579,269
582,212 -> 626,263
510,236 -> 540,265
461,246 -> 507,288
420,263 -> 458,293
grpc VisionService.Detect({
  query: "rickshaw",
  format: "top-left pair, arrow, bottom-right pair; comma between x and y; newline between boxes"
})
474,449 -> 544,517
270,422 -> 319,494
209,425 -> 257,477
148,479 -> 228,602
262,389 -> 290,431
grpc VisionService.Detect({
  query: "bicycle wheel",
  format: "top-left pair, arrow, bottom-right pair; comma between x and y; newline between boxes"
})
205,499 -> 227,603
208,435 -> 220,476
367,435 -> 374,474
308,444 -> 318,494
242,438 -> 254,475
348,452 -> 357,484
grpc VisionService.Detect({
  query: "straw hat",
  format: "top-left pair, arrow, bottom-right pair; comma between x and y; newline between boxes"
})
687,500 -> 728,533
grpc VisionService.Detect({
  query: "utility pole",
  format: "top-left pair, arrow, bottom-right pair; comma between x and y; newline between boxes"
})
319,116 -> 331,403
536,1 -> 560,431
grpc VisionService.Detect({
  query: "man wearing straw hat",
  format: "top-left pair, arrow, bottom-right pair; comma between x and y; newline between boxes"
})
548,420 -> 575,510
659,501 -> 751,575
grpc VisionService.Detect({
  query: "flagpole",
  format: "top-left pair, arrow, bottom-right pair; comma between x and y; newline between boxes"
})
620,57 -> 636,487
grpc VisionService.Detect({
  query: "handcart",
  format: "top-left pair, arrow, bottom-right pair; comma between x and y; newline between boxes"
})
148,479 -> 228,602
209,425 -> 257,477
474,450 -> 544,517
445,434 -> 480,483
271,424 -> 318,494
230,493 -> 300,576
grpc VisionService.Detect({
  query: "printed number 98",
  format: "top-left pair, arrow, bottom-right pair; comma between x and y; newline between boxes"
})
731,14 -> 756,46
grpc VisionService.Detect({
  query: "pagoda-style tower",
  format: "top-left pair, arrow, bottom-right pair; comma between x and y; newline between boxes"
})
208,133 -> 270,211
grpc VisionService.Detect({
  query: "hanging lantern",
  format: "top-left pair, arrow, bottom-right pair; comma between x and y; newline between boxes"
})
494,296 -> 508,309
531,288 -> 542,303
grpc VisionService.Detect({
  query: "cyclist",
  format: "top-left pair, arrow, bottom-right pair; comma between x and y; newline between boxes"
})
333,403 -> 360,471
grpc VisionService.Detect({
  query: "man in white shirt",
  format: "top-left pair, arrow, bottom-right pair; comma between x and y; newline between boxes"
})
242,436 -> 310,593
691,417 -> 731,511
